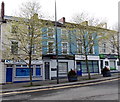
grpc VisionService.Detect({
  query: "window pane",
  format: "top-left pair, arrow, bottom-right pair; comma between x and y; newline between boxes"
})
81,64 -> 87,73
36,68 -> 41,76
93,65 -> 99,72
61,29 -> 68,39
62,43 -> 68,54
11,25 -> 18,33
11,41 -> 18,54
48,28 -> 54,38
23,65 -> 27,67
105,61 -> 109,66
16,68 -> 33,76
16,65 -> 21,67
48,42 -> 54,53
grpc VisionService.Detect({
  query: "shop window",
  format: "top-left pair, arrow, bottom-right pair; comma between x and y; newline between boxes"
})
36,65 -> 41,76
79,61 -> 99,73
81,61 -> 87,73
16,68 -> 33,76
93,61 -> 99,73
88,61 -> 93,72
36,68 -> 41,76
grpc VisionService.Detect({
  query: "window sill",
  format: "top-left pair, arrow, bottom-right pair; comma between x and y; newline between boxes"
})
15,76 -> 42,78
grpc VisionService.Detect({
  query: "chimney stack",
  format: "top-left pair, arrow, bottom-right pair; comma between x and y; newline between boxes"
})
58,17 -> 65,24
1,1 -> 5,20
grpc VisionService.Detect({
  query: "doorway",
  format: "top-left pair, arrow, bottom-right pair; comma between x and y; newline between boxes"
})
44,62 -> 50,79
6,68 -> 13,82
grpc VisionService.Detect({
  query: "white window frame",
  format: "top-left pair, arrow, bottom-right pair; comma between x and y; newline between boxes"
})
11,25 -> 18,33
61,29 -> 68,39
11,40 -> 19,54
47,41 -> 55,54
111,44 -> 115,53
88,44 -> 95,54
61,42 -> 69,54
88,35 -> 95,54
47,27 -> 55,38
77,41 -> 83,54
102,42 -> 106,53
32,44 -> 37,55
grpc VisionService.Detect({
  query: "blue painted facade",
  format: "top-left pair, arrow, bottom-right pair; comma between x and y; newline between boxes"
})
42,27 -> 99,56
42,24 -> 100,75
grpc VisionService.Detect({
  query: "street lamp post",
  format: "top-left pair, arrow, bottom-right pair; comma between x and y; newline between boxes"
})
0,21 -> 4,84
117,31 -> 120,65
55,0 -> 59,84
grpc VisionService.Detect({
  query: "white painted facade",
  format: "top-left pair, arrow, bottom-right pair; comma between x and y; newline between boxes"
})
43,59 -> 74,80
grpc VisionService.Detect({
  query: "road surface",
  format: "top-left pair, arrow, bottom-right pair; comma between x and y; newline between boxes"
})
2,78 -> 119,101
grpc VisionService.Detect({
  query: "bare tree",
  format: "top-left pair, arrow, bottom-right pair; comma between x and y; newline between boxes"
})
68,12 -> 107,79
107,24 -> 120,68
3,1 -> 49,86
65,22 -> 104,79
71,12 -> 107,27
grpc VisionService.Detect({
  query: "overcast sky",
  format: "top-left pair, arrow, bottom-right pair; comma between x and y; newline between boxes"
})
1,0 -> 119,28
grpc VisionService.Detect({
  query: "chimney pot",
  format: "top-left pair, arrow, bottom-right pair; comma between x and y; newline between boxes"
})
58,17 -> 65,24
1,1 -> 5,20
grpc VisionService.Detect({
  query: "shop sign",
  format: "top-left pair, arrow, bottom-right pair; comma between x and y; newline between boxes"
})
75,55 -> 99,60
99,54 -> 118,59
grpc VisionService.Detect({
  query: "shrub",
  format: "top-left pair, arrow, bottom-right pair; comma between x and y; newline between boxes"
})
101,66 -> 110,74
68,69 -> 77,76
102,66 -> 110,71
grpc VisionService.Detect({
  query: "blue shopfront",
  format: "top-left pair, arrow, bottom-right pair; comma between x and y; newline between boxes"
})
5,60 -> 44,83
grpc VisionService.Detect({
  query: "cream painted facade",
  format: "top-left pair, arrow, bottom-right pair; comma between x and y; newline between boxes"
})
98,30 -> 120,71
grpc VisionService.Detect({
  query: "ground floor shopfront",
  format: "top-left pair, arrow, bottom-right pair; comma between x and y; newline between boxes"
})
1,54 -> 119,84
99,54 -> 120,71
75,55 -> 101,75
1,60 -> 44,84
42,55 -> 75,80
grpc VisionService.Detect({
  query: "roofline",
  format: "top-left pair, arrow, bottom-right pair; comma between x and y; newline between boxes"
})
1,15 -> 117,33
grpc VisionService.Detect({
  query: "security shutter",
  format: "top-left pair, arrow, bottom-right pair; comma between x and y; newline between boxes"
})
58,62 -> 68,77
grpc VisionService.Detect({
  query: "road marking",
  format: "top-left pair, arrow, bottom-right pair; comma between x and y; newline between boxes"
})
1,78 -> 119,96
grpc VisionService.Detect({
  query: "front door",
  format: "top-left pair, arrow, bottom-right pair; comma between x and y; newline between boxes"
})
6,68 -> 13,82
76,62 -> 82,76
45,62 -> 50,79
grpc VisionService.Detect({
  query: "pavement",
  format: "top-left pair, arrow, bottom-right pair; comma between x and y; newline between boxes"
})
1,72 -> 120,93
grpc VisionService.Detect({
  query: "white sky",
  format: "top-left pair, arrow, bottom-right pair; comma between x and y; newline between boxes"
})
0,0 -> 119,28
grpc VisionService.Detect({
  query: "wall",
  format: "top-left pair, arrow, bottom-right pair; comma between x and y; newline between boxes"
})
44,59 -> 74,79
